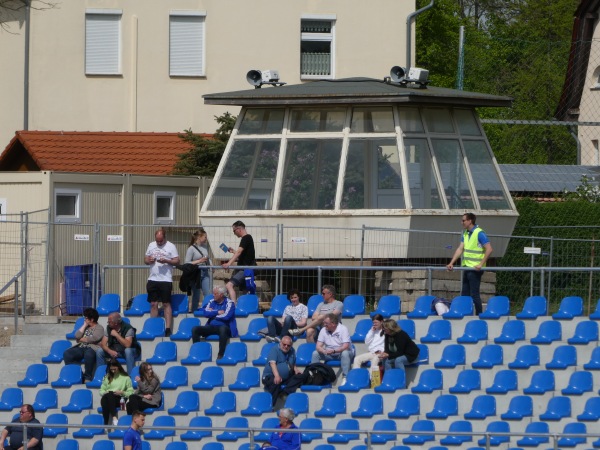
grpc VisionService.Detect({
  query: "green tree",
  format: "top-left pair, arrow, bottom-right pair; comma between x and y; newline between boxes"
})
172,112 -> 236,176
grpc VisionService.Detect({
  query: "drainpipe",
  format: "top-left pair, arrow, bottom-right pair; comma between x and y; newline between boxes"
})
406,0 -> 435,70
24,0 -> 31,130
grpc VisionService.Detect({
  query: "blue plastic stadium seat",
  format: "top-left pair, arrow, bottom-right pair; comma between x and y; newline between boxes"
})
192,366 -> 224,390
516,422 -> 549,447
0,388 -> 23,411
95,293 -> 120,316
56,439 -> 78,450
32,388 -> 58,412
91,441 -> 114,450
553,296 -> 584,319
51,364 -> 82,388
434,344 -> 466,368
263,294 -> 290,317
388,394 -> 420,419
464,395 -> 496,420
136,317 -> 166,341
252,342 -> 278,366
315,393 -> 346,417
327,418 -> 360,444
420,320 -> 452,343
160,366 -> 188,389
228,367 -> 260,391
350,393 -> 383,418
530,320 -> 561,344
144,415 -> 176,440
147,341 -> 177,364
457,319 -> 488,343
500,395 -> 533,420
299,418 -> 322,443
515,295 -> 547,319
217,342 -> 247,365
371,295 -> 400,318
583,346 -> 600,370
181,342 -> 212,365
367,419 -> 397,445
590,298 -> 600,320
440,420 -> 473,446
449,369 -> 481,394
193,295 -> 214,316
480,295 -> 510,319
472,344 -> 503,368
254,417 -> 280,442
539,396 -> 571,421
561,370 -> 593,395
338,368 -> 370,392
374,368 -> 405,392
216,417 -> 248,441
425,394 -> 458,419
201,443 -> 223,450
205,392 -> 236,416
486,369 -> 518,394
406,295 -> 436,318
167,391 -> 200,414
577,397 -> 600,421
66,318 -> 85,339
557,422 -> 586,447
240,392 -> 272,416
523,370 -> 555,395
350,318 -> 373,342
411,369 -> 443,393
124,294 -> 150,316
86,365 -> 108,389
411,343 -> 429,366
165,443 -> 187,450
143,391 -> 165,414
180,416 -> 212,441
42,340 -> 72,363
284,392 -> 309,415
236,294 -> 259,317
443,296 -> 474,319
306,295 -> 323,316
170,293 -> 189,317
106,416 -> 132,439
61,389 -> 93,412
43,413 -> 68,437
397,319 -> 415,339
171,317 -> 201,341
73,414 -> 104,438
508,344 -> 540,369
493,320 -> 526,343
545,345 -> 577,369
17,363 -> 48,388
342,295 -> 366,318
567,320 -> 599,344
477,421 -> 510,446
239,317 -> 268,342
402,420 -> 435,445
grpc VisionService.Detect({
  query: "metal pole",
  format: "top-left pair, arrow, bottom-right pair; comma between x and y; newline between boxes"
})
317,266 -> 323,294
43,208 -> 51,315
359,225 -> 365,296
22,212 -> 28,314
93,223 -> 100,307
530,238 -> 535,297
427,267 -> 433,295
456,25 -> 465,90
548,236 -> 554,303
14,280 -> 19,334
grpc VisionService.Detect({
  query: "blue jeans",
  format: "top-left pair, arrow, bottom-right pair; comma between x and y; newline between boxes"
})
63,345 -> 97,381
95,347 -> 139,375
384,354 -> 410,372
311,349 -> 354,376
461,269 -> 483,315
267,315 -> 297,338
191,274 -> 211,312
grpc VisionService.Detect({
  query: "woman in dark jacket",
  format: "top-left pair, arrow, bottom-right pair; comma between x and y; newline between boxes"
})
381,319 -> 420,373
126,362 -> 162,414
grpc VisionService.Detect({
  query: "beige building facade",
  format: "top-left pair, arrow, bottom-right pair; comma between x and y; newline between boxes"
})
0,0 -> 411,147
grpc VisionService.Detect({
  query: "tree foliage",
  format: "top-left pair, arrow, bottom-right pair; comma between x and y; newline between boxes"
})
172,112 -> 236,177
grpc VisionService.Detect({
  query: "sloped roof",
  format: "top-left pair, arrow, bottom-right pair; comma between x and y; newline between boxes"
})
0,131 -> 204,175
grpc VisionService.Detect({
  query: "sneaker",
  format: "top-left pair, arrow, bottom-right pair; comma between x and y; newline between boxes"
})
265,336 -> 275,343
340,376 -> 347,387
289,328 -> 302,336
273,336 -> 281,343
112,416 -> 118,426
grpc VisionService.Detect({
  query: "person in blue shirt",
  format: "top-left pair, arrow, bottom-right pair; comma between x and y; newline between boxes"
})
191,285 -> 238,359
123,411 -> 145,450
262,408 -> 301,450
262,336 -> 298,405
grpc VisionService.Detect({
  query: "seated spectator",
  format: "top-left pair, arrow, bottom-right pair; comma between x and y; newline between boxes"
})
63,307 -> 104,382
191,285 -> 238,359
290,285 -> 343,343
261,408 -> 301,450
96,312 -> 141,375
265,289 -> 308,343
99,359 -> 134,426
310,313 -> 354,386
352,314 -> 384,372
262,336 -> 300,405
126,362 -> 161,414
0,404 -> 43,450
380,319 -> 419,373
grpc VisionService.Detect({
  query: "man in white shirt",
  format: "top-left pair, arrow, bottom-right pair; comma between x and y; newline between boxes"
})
310,313 -> 354,385
290,284 -> 343,343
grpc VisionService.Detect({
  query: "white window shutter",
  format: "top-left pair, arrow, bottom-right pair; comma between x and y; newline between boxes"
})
85,13 -> 121,75
170,15 -> 205,77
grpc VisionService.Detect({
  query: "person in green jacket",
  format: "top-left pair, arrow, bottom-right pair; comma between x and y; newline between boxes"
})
100,359 -> 134,426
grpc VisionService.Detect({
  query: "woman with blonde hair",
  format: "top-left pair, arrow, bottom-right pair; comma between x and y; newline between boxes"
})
185,229 -> 211,311
126,362 -> 162,414
380,319 -> 420,374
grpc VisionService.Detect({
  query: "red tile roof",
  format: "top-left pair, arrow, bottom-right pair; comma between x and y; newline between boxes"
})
0,131 -> 208,175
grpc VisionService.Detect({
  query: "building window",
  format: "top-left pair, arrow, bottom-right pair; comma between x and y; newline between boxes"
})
170,11 -> 206,77
55,189 -> 81,223
300,15 -> 335,79
154,191 -> 176,224
85,9 -> 122,75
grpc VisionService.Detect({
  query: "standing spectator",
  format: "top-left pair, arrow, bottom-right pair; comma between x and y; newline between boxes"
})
96,312 -> 140,376
446,212 -> 493,315
145,228 -> 180,336
262,336 -> 299,405
99,359 -> 134,426
290,285 -> 343,343
0,404 -> 43,450
184,229 -> 211,312
63,307 -> 104,382
352,314 -> 385,372
123,411 -> 146,450
222,221 -> 256,303
261,408 -> 301,450
126,362 -> 161,414
380,319 -> 419,374
310,313 -> 354,386
265,289 -> 308,343
191,285 -> 238,359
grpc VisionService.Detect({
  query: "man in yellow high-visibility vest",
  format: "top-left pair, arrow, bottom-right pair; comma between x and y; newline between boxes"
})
446,212 -> 493,315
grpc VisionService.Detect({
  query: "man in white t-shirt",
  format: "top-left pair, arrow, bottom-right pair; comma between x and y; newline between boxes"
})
144,228 -> 180,336
265,289 -> 308,343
